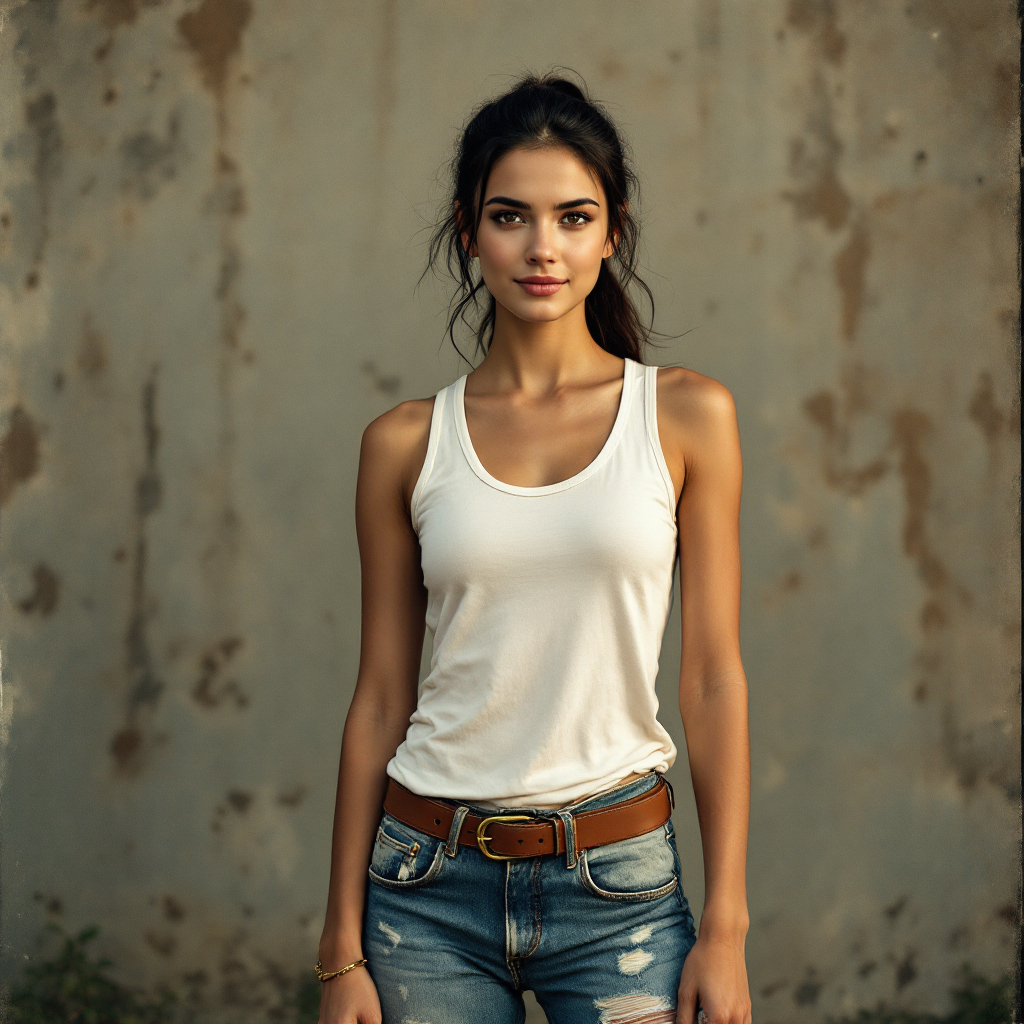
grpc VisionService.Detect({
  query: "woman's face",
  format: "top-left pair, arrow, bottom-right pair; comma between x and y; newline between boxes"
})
467,145 -> 616,327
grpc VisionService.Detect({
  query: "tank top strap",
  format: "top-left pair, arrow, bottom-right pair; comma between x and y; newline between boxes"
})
410,379 -> 458,532
641,363 -> 677,509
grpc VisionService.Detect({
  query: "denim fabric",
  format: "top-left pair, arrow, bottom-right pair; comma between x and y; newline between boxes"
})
364,773 -> 697,1024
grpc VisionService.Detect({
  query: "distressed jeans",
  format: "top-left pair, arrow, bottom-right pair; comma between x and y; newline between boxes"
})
363,772 -> 697,1024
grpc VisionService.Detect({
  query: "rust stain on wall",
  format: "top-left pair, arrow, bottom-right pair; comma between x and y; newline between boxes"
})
145,930 -> 178,957
967,371 -> 1006,457
162,895 -> 186,921
77,318 -> 109,376
786,0 -> 846,66
16,562 -> 60,616
111,367 -> 165,779
803,389 -> 888,496
890,408 -> 947,594
834,219 -> 870,341
175,0 -> 253,657
783,77 -> 851,233
276,785 -> 307,808
904,1 -> 1019,132
177,0 -> 252,101
0,405 -> 41,508
85,0 -> 147,31
24,90 -> 61,282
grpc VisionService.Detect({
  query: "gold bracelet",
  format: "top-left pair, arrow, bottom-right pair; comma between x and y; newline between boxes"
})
314,957 -> 368,983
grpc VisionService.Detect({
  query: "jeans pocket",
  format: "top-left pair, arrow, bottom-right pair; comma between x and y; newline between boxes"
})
579,823 -> 679,903
368,813 -> 446,890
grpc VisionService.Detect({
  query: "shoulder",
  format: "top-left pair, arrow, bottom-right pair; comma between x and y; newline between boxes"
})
359,397 -> 436,502
361,397 -> 435,460
655,365 -> 737,439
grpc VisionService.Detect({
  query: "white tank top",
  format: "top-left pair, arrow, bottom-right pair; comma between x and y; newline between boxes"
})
386,358 -> 679,807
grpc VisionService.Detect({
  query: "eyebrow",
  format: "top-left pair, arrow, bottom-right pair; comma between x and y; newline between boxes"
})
483,196 -> 601,211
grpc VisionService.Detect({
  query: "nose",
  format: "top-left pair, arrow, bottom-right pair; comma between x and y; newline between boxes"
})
525,221 -> 557,266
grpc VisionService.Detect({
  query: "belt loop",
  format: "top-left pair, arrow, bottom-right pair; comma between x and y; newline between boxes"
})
661,773 -> 676,812
445,806 -> 470,857
556,810 -> 578,869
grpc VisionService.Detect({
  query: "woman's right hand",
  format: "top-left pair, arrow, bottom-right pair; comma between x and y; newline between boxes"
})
317,966 -> 382,1024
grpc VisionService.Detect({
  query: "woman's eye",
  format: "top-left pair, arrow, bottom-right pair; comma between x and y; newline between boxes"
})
561,212 -> 591,226
493,210 -> 524,225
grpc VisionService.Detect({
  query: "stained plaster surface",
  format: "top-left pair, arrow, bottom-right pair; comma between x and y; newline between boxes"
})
0,2 -> 1019,1022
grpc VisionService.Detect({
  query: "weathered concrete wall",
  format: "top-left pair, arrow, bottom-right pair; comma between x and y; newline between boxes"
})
0,1 -> 1019,1021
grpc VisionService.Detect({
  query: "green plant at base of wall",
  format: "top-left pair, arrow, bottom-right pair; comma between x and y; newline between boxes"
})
5,924 -> 177,1024
829,964 -> 1013,1024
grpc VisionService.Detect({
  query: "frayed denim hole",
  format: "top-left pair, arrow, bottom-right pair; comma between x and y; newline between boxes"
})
556,810 -> 578,869
445,806 -> 469,857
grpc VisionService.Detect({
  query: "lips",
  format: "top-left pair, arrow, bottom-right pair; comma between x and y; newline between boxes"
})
515,276 -> 568,297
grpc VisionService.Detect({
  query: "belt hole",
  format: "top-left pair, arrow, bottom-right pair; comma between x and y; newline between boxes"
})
434,818 -> 441,825
518,839 -> 523,845
538,838 -> 544,844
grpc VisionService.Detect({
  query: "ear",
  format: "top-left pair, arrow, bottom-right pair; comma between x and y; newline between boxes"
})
604,204 -> 627,258
455,201 -> 478,258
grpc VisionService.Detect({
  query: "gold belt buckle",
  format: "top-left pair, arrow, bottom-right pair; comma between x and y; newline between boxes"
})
475,814 -> 536,861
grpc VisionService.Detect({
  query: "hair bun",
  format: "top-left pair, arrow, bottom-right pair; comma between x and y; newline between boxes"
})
538,76 -> 588,102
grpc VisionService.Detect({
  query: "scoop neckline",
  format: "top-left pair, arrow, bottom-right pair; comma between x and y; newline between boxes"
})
454,358 -> 637,496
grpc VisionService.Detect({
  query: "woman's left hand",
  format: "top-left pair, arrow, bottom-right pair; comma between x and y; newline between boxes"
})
676,931 -> 752,1024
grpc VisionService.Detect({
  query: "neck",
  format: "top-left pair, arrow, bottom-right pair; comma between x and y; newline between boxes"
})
476,300 -> 621,394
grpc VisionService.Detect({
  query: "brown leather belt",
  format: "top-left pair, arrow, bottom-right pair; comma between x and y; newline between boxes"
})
383,776 -> 673,861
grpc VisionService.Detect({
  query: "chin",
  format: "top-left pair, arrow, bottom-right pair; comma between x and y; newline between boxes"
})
500,296 -> 578,325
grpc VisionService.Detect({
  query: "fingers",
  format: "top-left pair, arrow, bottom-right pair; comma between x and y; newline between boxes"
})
691,1004 -> 752,1024
676,985 -> 698,1024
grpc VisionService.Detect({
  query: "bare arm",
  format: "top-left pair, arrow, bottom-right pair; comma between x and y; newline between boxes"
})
659,368 -> 751,1024
318,399 -> 433,1024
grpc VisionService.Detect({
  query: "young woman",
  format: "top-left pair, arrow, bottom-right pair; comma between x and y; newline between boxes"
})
316,74 -> 751,1024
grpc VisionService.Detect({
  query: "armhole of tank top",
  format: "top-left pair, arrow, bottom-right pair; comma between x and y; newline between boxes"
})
409,386 -> 447,532
644,364 -> 678,512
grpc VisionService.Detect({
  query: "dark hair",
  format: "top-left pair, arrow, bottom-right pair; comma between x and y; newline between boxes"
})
426,72 -> 654,364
